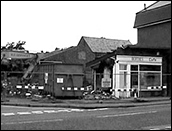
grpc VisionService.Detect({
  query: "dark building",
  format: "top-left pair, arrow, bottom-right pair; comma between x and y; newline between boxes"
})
132,1 -> 171,96
86,1 -> 171,97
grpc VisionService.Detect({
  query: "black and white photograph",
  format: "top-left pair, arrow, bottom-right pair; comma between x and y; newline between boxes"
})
1,1 -> 171,130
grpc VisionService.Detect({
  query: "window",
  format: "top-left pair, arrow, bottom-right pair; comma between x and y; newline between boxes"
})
130,64 -> 161,90
119,64 -> 127,88
140,65 -> 161,71
140,72 -> 161,89
119,64 -> 127,70
119,71 -> 127,88
131,65 -> 138,71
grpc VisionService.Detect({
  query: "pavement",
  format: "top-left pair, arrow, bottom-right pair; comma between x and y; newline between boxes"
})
1,96 -> 171,109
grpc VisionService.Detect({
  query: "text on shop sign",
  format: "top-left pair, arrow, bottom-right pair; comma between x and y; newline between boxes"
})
132,57 -> 143,61
132,57 -> 157,62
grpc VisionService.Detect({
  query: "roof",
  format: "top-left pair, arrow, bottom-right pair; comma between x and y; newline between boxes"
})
82,36 -> 132,53
127,44 -> 171,50
139,1 -> 171,13
41,46 -> 76,60
134,1 -> 171,28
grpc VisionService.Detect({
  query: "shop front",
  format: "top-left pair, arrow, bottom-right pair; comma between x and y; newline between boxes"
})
112,55 -> 163,98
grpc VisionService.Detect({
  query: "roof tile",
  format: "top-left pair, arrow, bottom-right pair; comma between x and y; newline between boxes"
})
83,36 -> 132,53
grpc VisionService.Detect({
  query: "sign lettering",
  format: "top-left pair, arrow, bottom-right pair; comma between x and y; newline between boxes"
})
117,55 -> 162,63
132,57 -> 143,61
149,58 -> 156,62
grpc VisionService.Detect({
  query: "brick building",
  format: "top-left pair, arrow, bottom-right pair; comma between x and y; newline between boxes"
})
87,1 -> 171,97
42,36 -> 132,86
131,1 -> 171,97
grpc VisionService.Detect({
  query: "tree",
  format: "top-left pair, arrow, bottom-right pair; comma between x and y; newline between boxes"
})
1,41 -> 26,51
1,40 -> 28,78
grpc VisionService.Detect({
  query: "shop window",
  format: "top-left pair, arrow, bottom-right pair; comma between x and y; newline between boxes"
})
140,65 -> 161,71
131,64 -> 161,90
140,72 -> 161,90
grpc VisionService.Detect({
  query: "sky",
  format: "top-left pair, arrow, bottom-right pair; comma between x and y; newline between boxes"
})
1,1 -> 156,53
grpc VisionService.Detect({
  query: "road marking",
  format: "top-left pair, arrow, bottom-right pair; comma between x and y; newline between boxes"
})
1,119 -> 63,125
55,109 -> 72,112
128,103 -> 171,109
1,113 -> 15,116
1,108 -> 109,117
87,108 -> 108,111
31,111 -> 44,114
17,112 -> 32,115
43,110 -> 56,113
1,105 -> 67,110
69,109 -> 84,112
97,110 -> 157,118
142,125 -> 171,130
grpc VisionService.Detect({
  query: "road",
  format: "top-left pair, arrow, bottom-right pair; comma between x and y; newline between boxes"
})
1,103 -> 171,130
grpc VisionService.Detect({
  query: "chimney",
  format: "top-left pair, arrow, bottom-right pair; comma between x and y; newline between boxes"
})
144,3 -> 146,10
101,37 -> 105,39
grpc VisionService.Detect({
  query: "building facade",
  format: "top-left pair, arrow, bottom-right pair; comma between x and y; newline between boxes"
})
86,1 -> 171,98
133,1 -> 171,96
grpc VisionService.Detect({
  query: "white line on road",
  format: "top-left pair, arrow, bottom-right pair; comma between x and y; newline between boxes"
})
1,119 -> 63,125
1,113 -> 15,116
55,109 -> 72,112
1,108 -> 109,117
1,105 -> 67,110
97,110 -> 157,118
127,103 -> 171,109
31,111 -> 44,114
87,108 -> 108,111
142,125 -> 171,130
43,110 -> 56,113
17,112 -> 32,115
69,109 -> 84,112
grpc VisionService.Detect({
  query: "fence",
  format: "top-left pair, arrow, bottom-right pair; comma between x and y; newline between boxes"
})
86,72 -> 171,97
1,71 -> 171,98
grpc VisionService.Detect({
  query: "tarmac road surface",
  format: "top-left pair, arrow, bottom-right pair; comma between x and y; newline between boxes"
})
1,103 -> 171,130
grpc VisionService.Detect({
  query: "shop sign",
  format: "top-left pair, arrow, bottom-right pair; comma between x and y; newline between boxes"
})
101,78 -> 111,87
132,57 -> 143,61
117,55 -> 162,63
131,56 -> 159,62
2,51 -> 34,59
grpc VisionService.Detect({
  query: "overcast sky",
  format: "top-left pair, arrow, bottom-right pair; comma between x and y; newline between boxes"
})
1,1 -> 156,53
